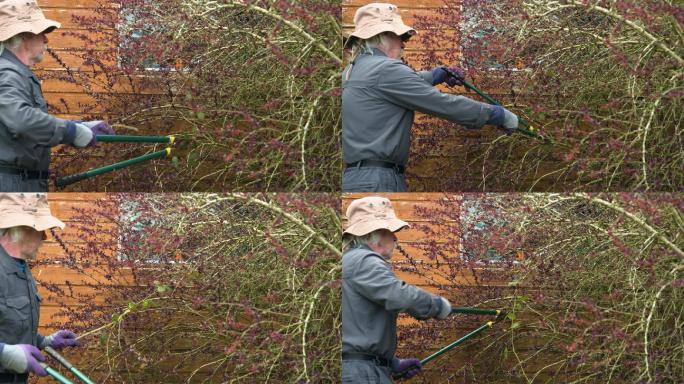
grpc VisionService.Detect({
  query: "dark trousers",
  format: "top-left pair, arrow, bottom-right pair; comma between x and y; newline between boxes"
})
0,373 -> 28,384
0,174 -> 48,192
342,360 -> 393,384
342,167 -> 408,192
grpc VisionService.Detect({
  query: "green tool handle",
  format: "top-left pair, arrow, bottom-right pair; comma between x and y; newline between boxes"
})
441,67 -> 539,139
55,148 -> 172,188
451,307 -> 500,316
45,347 -> 72,369
420,321 -> 493,365
393,321 -> 493,380
461,79 -> 538,139
40,363 -> 74,384
45,347 -> 96,384
95,135 -> 175,144
70,367 -> 97,384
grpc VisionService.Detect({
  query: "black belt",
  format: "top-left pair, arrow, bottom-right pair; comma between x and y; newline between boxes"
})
346,160 -> 405,174
0,166 -> 49,180
342,352 -> 392,367
0,372 -> 28,383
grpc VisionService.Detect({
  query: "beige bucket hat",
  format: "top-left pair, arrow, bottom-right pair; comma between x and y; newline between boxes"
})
0,0 -> 60,42
344,196 -> 409,237
0,193 -> 65,231
347,3 -> 416,43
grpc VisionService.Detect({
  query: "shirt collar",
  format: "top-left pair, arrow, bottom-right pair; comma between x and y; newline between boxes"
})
355,243 -> 390,261
0,244 -> 23,273
0,243 -> 29,278
0,49 -> 33,77
370,48 -> 388,57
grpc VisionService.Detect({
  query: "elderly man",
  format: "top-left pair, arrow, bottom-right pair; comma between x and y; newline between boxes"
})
342,3 -> 519,192
0,193 -> 81,383
0,0 -> 115,192
342,196 -> 452,383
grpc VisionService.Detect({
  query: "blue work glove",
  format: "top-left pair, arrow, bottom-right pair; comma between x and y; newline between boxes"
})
0,344 -> 48,376
431,67 -> 448,85
40,330 -> 80,350
391,357 -> 422,380
431,66 -> 466,87
82,121 -> 115,146
443,66 -> 465,87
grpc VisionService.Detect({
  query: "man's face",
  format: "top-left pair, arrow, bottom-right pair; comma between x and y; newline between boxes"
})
22,32 -> 48,65
17,227 -> 47,261
382,33 -> 404,60
372,229 -> 398,259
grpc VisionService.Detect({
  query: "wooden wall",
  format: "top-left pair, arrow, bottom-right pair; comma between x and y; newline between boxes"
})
37,1 -> 116,120
37,193 -> 114,333
36,1 -> 176,192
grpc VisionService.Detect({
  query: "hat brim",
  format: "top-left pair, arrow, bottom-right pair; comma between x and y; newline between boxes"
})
0,18 -> 61,42
343,218 -> 409,237
348,20 -> 416,41
0,214 -> 65,231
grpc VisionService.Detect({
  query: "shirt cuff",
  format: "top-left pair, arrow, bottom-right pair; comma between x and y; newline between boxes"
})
61,121 -> 77,145
37,334 -> 46,349
430,68 -> 446,85
391,357 -> 400,372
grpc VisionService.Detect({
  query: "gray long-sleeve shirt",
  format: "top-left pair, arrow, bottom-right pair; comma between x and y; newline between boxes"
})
342,48 -> 503,167
0,49 -> 70,171
342,245 -> 443,361
0,245 -> 42,374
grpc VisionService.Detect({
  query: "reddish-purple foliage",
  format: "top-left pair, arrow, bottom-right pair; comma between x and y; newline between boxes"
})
393,193 -> 682,383
38,193 -> 341,382
405,0 -> 682,192
46,0 -> 341,192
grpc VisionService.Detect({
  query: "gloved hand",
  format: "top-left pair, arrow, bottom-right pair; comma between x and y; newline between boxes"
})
391,357 -> 422,379
82,120 -> 115,146
437,297 -> 451,320
431,67 -> 449,85
40,330 -> 80,350
500,108 -> 518,135
443,66 -> 465,87
0,344 -> 48,376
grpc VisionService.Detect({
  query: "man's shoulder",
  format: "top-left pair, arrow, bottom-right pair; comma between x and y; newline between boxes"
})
343,246 -> 382,258
0,53 -> 31,79
0,58 -> 26,83
343,247 -> 388,269
362,56 -> 421,86
357,52 -> 406,68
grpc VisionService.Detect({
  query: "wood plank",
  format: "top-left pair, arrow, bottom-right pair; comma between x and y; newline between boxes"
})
38,0 -> 117,8
33,265 -> 136,286
43,9 -> 115,30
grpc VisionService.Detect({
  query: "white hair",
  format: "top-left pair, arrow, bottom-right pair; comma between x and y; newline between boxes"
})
0,35 -> 24,56
342,230 -> 383,252
0,227 -> 27,243
349,32 -> 394,63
